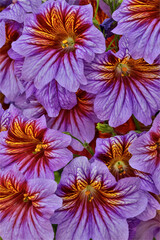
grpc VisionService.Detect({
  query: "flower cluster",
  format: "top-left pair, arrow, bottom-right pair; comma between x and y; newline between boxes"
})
0,0 -> 159,239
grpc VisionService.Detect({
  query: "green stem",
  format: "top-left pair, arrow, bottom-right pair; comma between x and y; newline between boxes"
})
63,132 -> 94,156
106,37 -> 115,51
63,132 -> 84,145
108,0 -> 113,14
93,0 -> 100,20
83,142 -> 95,156
132,115 -> 141,131
113,0 -> 116,12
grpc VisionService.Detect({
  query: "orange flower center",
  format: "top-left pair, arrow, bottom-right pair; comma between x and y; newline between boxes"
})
116,58 -> 130,77
33,143 -> 48,154
0,126 -> 7,132
84,185 -> 94,202
23,193 -> 36,203
61,37 -> 75,49
114,161 -> 126,174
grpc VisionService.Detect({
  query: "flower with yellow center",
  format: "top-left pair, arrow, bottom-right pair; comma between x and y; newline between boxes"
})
112,0 -> 160,64
51,157 -> 148,240
0,115 -> 73,179
83,50 -> 160,127
0,168 -> 62,240
12,0 -> 106,92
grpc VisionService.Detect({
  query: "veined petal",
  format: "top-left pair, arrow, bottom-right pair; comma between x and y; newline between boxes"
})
51,157 -> 147,240
0,0 -> 41,23
94,131 -> 157,193
129,113 -> 160,187
83,50 -> 160,127
36,80 -> 77,117
48,90 -> 98,151
0,20 -> 23,101
12,0 -> 105,92
0,115 -> 72,178
112,0 -> 160,63
0,168 -> 62,240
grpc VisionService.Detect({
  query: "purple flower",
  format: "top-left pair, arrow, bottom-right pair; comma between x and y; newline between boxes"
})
112,0 -> 160,64
12,0 -> 106,92
0,0 -> 42,23
82,50 -> 160,127
0,114 -> 73,179
0,20 -> 25,101
136,192 -> 160,221
0,167 -> 62,240
133,211 -> 160,240
0,104 -> 20,132
67,0 -> 112,18
0,0 -> 12,11
127,218 -> 141,240
36,80 -> 77,117
51,157 -> 147,240
13,94 -> 48,120
94,131 -> 158,193
100,18 -> 117,39
129,113 -> 160,192
48,90 -> 99,151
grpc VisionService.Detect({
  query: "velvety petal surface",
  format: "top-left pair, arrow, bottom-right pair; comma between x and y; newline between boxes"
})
133,212 -> 160,240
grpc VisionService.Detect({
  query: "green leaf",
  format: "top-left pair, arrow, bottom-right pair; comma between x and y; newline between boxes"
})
54,171 -> 61,184
96,123 -> 116,136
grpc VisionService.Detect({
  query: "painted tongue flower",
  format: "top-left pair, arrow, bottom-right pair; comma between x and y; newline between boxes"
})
47,89 -> 99,151
35,80 -> 77,117
0,20 -> 24,101
67,0 -> 110,24
0,115 -> 73,179
94,131 -> 157,193
51,157 -> 147,240
133,210 -> 160,240
0,167 -> 62,240
0,0 -> 42,23
82,50 -> 160,127
112,0 -> 160,64
129,113 -> 160,192
12,0 -> 106,92
95,132 -> 139,179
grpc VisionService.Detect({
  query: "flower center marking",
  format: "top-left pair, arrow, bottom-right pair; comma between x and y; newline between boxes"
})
23,194 -> 30,202
114,161 -> 126,174
33,143 -> 48,154
156,138 -> 160,149
85,185 -> 94,202
35,144 -> 43,153
61,37 -> 75,49
0,126 -> 7,132
23,193 -> 36,203
116,58 -> 130,77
